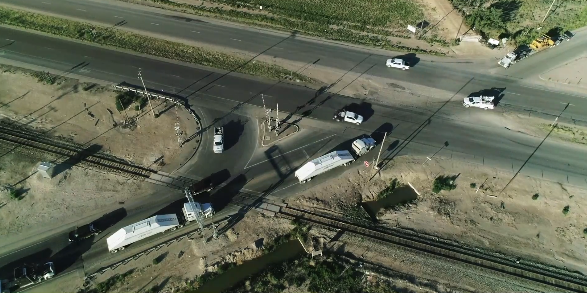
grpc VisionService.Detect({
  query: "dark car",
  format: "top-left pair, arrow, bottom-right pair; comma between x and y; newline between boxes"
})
68,223 -> 99,242
189,176 -> 214,196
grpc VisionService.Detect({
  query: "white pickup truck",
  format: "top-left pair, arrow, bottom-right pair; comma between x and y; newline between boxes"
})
333,109 -> 363,125
386,58 -> 410,70
463,95 -> 495,110
213,127 -> 224,154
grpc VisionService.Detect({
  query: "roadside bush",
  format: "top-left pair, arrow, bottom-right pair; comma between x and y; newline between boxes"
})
563,205 -> 570,215
532,193 -> 539,200
152,258 -> 159,265
9,189 -> 21,200
432,175 -> 457,194
0,7 -> 314,82
583,228 -> 587,235
377,178 -> 400,200
30,71 -> 60,85
470,183 -> 476,188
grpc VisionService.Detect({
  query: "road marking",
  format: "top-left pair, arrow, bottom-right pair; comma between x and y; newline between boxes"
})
192,31 -> 200,33
231,38 -> 242,42
245,134 -> 337,169
244,118 -> 260,169
5,39 -> 14,41
303,149 -> 309,159
151,23 -> 160,26
505,91 -> 520,95
44,47 -> 53,50
41,1 -> 51,4
0,241 -> 45,258
114,16 -> 123,18
76,8 -> 86,12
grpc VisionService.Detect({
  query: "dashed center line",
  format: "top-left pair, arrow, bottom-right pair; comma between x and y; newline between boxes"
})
151,23 -> 160,26
41,1 -> 51,4
231,38 -> 242,42
76,8 -> 86,12
192,31 -> 200,33
114,16 -> 124,18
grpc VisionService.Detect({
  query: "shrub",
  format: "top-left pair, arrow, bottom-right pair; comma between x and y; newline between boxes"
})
583,228 -> 587,235
377,178 -> 400,200
134,105 -> 141,111
563,205 -> 570,215
470,183 -> 476,188
9,189 -> 19,200
532,193 -> 539,200
433,175 -> 457,194
152,258 -> 159,265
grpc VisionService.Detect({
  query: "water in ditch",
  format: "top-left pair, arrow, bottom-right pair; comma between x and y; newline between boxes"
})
362,185 -> 418,220
195,239 -> 305,293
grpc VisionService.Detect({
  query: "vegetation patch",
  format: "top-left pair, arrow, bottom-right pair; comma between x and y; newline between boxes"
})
377,178 -> 401,200
84,269 -> 134,293
448,0 -> 587,46
119,0 -> 446,55
432,175 -> 458,194
264,219 -> 310,253
224,254 -> 395,293
0,7 -> 313,83
541,123 -> 587,145
115,91 -> 148,112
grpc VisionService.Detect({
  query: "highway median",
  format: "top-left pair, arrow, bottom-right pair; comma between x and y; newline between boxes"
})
0,6 -> 314,83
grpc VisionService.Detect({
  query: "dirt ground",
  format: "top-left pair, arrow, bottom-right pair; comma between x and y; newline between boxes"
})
291,155 -> 587,274
0,67 -> 187,240
81,212 -> 292,293
539,55 -> 587,89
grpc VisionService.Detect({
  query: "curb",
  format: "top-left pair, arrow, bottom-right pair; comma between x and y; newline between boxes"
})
260,119 -> 300,147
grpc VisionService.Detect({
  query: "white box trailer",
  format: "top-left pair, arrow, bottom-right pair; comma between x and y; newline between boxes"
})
295,150 -> 355,183
107,214 -> 181,253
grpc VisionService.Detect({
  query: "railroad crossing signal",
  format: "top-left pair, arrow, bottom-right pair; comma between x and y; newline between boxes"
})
364,161 -> 369,167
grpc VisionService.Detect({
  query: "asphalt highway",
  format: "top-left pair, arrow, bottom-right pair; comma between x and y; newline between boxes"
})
1,0 -> 586,121
1,24 -> 587,287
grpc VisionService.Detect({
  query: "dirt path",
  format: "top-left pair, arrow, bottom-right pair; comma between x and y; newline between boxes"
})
0,67 -> 187,240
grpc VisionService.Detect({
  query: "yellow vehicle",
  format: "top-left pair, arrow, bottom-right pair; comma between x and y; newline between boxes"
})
530,34 -> 554,50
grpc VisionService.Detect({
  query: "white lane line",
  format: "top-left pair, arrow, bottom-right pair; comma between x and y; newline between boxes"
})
151,23 -> 160,26
230,38 -> 242,42
5,39 -> 14,41
0,241 -> 45,258
302,149 -> 309,159
76,8 -> 86,12
192,31 -> 200,33
114,16 -> 123,18
245,134 -> 337,169
41,1 -> 51,4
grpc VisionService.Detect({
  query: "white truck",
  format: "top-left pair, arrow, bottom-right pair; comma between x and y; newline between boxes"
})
295,150 -> 355,183
213,127 -> 224,153
107,201 -> 214,253
498,52 -> 517,69
463,95 -> 495,110
351,136 -> 376,157
333,109 -> 363,125
386,58 -> 410,70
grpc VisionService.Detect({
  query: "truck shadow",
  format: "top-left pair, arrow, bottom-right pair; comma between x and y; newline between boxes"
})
264,145 -> 293,180
210,174 -> 248,212
50,238 -> 94,275
371,122 -> 394,143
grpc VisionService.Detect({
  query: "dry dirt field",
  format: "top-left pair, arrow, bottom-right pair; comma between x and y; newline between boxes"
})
0,66 -> 187,242
291,155 -> 587,275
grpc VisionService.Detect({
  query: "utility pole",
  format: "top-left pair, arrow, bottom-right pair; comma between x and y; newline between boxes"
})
542,0 -> 556,23
138,69 -> 156,118
261,94 -> 271,129
275,103 -> 279,134
373,132 -> 387,170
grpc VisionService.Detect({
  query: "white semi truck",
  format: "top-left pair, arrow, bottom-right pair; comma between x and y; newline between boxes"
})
294,136 -> 377,183
107,201 -> 213,253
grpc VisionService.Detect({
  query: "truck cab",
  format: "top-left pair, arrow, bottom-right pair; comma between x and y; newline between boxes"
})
333,109 -> 363,125
351,136 -> 376,157
213,127 -> 224,154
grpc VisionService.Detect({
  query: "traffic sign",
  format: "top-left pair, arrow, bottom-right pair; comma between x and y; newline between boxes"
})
364,161 -> 369,167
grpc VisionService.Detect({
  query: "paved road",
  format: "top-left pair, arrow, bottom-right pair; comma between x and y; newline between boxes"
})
1,0 -> 586,121
1,25 -> 587,288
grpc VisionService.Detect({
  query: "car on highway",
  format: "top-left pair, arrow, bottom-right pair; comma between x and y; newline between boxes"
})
386,58 -> 410,70
333,108 -> 363,125
463,95 -> 495,110
213,127 -> 224,154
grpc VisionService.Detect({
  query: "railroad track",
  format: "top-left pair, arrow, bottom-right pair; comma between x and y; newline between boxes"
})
279,205 -> 587,293
0,123 -> 156,179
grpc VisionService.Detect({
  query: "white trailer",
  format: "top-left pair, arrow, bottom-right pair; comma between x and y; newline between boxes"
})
295,150 -> 355,183
107,214 -> 181,253
351,136 -> 376,157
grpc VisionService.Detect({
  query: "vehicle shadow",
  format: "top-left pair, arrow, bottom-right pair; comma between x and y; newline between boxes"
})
393,53 -> 420,67
50,237 -> 94,275
345,102 -> 374,122
0,248 -> 53,280
96,208 -> 127,231
210,174 -> 248,212
371,123 -> 394,143
222,119 -> 247,151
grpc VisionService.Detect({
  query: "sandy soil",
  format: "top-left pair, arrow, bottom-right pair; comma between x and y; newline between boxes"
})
81,211 -> 292,293
418,0 -> 467,40
539,55 -> 587,89
290,155 -> 587,274
0,67 -> 186,239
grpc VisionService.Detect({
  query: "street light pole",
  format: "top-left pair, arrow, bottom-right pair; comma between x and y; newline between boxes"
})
138,69 -> 156,118
373,132 -> 387,170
